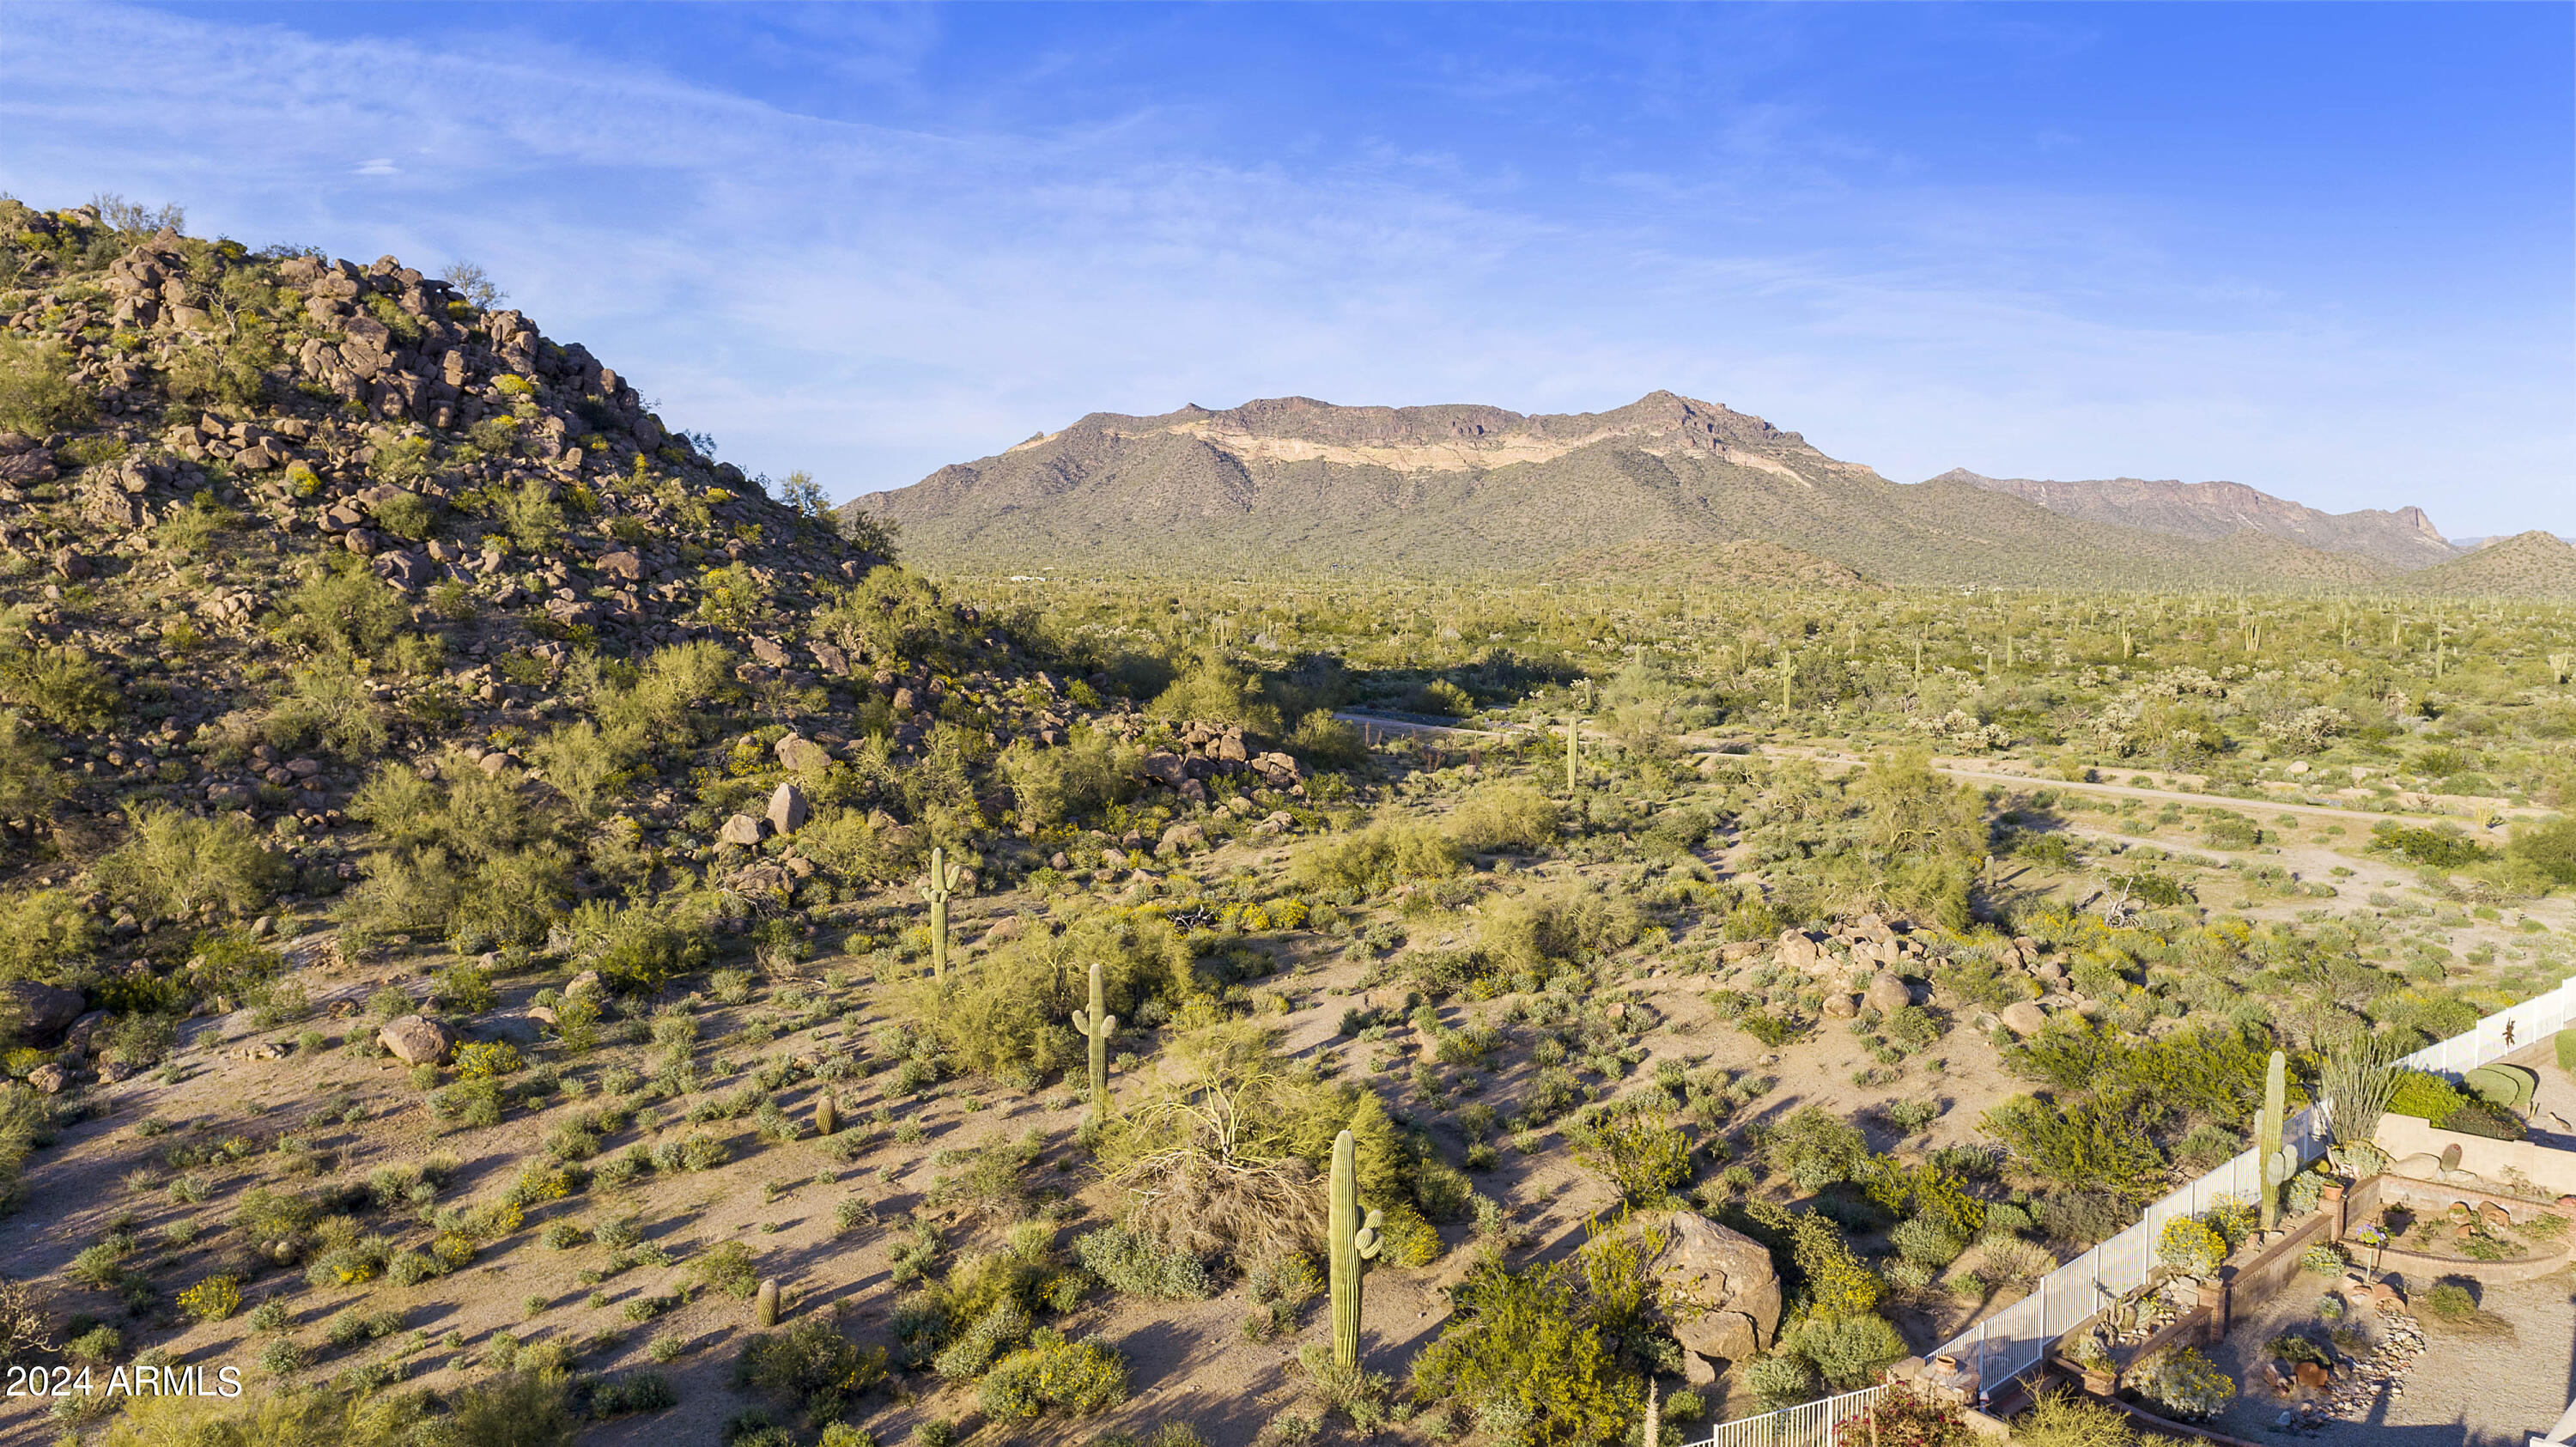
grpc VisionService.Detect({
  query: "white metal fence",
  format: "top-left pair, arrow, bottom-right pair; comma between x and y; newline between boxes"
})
1688,975 -> 2576,1444
1696,1384 -> 1888,1447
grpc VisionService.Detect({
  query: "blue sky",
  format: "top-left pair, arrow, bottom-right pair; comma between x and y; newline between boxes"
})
4,3 -> 2569,533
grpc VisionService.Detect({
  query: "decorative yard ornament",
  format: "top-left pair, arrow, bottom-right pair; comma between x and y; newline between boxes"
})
1070,959 -> 1118,1105
1327,1128 -> 1383,1369
917,845 -> 963,984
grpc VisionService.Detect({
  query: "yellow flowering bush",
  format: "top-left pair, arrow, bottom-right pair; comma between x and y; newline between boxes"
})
453,1042 -> 523,1079
178,1274 -> 240,1322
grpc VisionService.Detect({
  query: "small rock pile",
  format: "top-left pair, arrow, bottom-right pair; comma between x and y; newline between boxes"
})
2269,1304 -> 2424,1430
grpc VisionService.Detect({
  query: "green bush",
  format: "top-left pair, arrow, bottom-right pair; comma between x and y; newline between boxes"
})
2129,1345 -> 2235,1420
2435,1102 -> 2525,1140
0,888 -> 92,987
976,1330 -> 1128,1420
1290,817 -> 1464,894
0,337 -> 93,435
97,806 -> 289,921
2507,817 -> 2576,889
0,646 -> 119,730
1981,1095 -> 2164,1199
1889,1216 -> 1965,1268
1408,1258 -> 1638,1445
2385,1070 -> 2470,1122
904,912 -> 1194,1079
1565,1105 -> 1690,1206
1783,1312 -> 1908,1389
1765,1105 -> 1868,1192
1447,781 -> 1561,852
734,1317 -> 887,1423
1074,1226 -> 1213,1301
996,729 -> 1137,827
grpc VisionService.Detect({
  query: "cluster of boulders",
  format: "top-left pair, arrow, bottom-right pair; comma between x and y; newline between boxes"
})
1767,916 -> 1929,1020
0,980 -> 143,1091
1118,719 -> 1304,804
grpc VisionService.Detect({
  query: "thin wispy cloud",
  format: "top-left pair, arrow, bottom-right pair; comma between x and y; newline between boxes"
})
2,3 -> 2565,532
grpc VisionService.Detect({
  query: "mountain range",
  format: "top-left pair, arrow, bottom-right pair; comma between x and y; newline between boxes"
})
855,392 -> 2573,593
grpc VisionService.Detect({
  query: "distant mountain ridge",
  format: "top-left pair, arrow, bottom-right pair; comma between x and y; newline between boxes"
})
859,392 -> 2544,593
1932,469 -> 2454,570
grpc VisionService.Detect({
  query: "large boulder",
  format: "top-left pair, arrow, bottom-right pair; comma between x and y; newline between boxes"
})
767,782 -> 810,836
1864,970 -> 1914,1017
1777,930 -> 1820,972
718,812 -> 772,847
2,982 -> 87,1043
377,1015 -> 453,1065
2000,1000 -> 2049,1037
1649,1211 -> 1782,1374
775,734 -> 832,774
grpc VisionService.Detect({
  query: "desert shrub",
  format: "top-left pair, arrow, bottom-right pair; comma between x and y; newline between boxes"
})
0,337 -> 91,434
1766,1105 -> 1868,1192
2418,1281 -> 2476,1320
904,912 -> 1195,1079
1834,1382 -> 1970,1444
1566,1105 -> 1690,1207
2368,821 -> 2488,870
2155,1218 -> 2225,1277
1447,782 -> 1561,852
0,888 -> 92,988
177,1274 -> 241,1322
93,803 -> 287,916
1787,1213 -> 1884,1318
1,646 -> 119,730
272,561 -> 422,663
693,1241 -> 762,1299
561,895 -> 716,993
0,710 -> 62,826
343,755 -> 572,945
1290,817 -> 1464,894
2129,1345 -> 2234,1419
1890,1217 -> 1965,1268
2008,1389 -> 2140,1447
1074,1226 -> 1213,1301
1375,1201 -> 1443,1268
495,478 -> 565,553
2383,1068 -> 2469,1121
1981,1095 -> 2163,1199
976,1330 -> 1129,1420
1478,890 -> 1644,974
1408,1258 -> 1637,1445
2506,815 -> 2576,889
997,729 -> 1137,827
734,1316 -> 887,1424
1744,1352 -> 1818,1410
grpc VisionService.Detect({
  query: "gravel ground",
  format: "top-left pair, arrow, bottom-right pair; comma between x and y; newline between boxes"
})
2208,1269 -> 2573,1445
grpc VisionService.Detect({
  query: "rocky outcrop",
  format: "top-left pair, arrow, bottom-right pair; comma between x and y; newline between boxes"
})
2,982 -> 87,1043
1649,1210 -> 1782,1383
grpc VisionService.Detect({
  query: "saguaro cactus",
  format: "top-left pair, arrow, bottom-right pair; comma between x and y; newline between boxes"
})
755,1277 -> 780,1328
917,846 -> 963,984
1071,960 -> 1117,1105
2257,1049 -> 2287,1230
1564,715 -> 1580,793
814,1094 -> 837,1138
1327,1128 -> 1383,1369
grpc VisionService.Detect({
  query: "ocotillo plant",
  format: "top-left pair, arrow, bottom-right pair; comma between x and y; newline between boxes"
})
916,846 -> 963,984
1327,1128 -> 1383,1369
2257,1049 -> 2287,1230
1070,960 -> 1117,1105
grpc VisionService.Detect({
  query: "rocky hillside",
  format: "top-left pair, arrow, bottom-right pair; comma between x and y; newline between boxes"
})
1933,469 -> 2455,570
2393,529 -> 2576,598
0,198 -> 1310,1006
854,392 -> 2398,590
